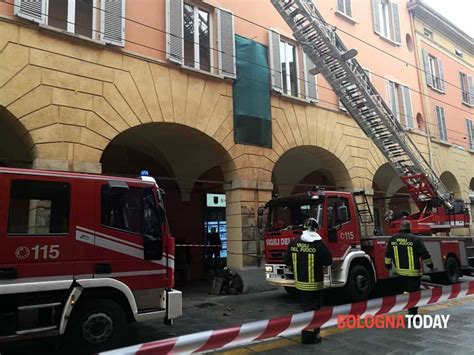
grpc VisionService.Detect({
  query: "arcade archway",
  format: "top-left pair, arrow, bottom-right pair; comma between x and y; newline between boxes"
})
101,123 -> 235,285
272,146 -> 353,196
0,107 -> 33,168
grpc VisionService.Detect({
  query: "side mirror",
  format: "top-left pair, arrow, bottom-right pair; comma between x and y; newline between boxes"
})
337,205 -> 349,224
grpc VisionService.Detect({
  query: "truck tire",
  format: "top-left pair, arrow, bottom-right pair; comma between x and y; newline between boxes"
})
65,299 -> 126,352
344,265 -> 374,302
284,286 -> 299,297
443,256 -> 460,284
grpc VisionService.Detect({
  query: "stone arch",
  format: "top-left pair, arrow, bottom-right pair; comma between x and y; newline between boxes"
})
0,106 -> 33,168
100,123 -> 237,283
372,163 -> 414,233
440,171 -> 462,199
272,146 -> 353,196
101,122 -> 236,200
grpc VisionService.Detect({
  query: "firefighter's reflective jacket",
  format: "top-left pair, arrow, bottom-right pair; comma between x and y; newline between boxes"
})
284,231 -> 332,291
385,232 -> 434,277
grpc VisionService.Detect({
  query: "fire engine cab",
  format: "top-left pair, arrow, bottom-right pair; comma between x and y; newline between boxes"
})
0,167 -> 181,351
261,189 -> 474,301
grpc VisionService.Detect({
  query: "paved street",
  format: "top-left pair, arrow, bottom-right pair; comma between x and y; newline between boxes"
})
215,295 -> 474,355
4,276 -> 473,354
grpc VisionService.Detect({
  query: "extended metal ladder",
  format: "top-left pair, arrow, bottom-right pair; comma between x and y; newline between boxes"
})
271,0 -> 454,210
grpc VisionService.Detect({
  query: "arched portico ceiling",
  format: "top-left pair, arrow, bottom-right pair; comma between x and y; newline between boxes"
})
440,171 -> 462,199
101,123 -> 236,200
0,106 -> 33,168
272,145 -> 352,196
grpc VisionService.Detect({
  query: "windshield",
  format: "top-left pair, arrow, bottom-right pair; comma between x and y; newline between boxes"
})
267,201 -> 323,231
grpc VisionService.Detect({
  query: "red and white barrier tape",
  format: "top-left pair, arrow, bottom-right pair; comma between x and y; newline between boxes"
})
102,281 -> 474,355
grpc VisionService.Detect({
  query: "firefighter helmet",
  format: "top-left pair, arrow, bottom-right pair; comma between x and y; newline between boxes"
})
400,220 -> 411,232
304,218 -> 319,231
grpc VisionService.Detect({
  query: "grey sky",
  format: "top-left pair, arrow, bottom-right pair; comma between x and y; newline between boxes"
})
423,0 -> 474,37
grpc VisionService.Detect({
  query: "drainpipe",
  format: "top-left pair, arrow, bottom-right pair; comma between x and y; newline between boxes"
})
409,11 -> 434,167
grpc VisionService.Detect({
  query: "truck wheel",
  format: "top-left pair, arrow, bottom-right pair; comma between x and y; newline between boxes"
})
284,286 -> 298,297
66,299 -> 126,352
444,256 -> 460,284
344,265 -> 374,302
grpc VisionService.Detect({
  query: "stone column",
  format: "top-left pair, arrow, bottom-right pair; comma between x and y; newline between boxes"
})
225,179 -> 273,292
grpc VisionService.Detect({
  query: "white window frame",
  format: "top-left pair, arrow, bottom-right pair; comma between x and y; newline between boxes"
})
182,2 -> 213,72
280,40 -> 299,97
336,0 -> 353,21
45,0 -> 98,39
379,0 -> 390,39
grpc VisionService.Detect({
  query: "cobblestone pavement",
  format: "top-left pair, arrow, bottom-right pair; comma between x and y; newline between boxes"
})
3,276 -> 474,354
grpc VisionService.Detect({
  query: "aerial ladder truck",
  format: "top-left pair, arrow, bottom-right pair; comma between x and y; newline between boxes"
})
261,0 -> 473,301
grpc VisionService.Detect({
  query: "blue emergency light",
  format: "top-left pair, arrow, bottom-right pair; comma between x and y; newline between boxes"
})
140,170 -> 150,177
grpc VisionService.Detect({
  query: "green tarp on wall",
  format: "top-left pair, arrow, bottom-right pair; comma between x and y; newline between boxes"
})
233,35 -> 272,148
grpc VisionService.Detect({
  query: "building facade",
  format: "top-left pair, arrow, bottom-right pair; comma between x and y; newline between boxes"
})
0,0 -> 472,289
408,0 -> 474,219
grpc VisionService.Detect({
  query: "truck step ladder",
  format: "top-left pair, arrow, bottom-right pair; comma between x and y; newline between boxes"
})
271,0 -> 454,212
353,192 -> 374,224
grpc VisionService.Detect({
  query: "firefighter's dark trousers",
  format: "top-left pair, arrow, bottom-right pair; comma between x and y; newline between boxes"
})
399,276 -> 421,315
300,290 -> 322,344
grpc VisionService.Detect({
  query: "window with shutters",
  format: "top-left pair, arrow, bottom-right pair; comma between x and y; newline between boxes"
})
14,0 -> 125,46
167,1 -> 235,77
336,0 -> 353,20
422,49 -> 445,93
435,106 -> 448,142
280,41 -> 298,97
460,72 -> 473,106
466,119 -> 474,151
428,54 -> 444,92
183,3 -> 211,72
387,80 -> 413,128
371,0 -> 401,45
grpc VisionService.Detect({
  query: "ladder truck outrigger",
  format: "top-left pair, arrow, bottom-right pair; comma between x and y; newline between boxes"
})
262,0 -> 474,300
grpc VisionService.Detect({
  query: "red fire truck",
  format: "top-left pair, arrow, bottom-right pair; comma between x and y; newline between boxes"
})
263,0 -> 474,300
0,167 -> 181,350
262,189 -> 474,300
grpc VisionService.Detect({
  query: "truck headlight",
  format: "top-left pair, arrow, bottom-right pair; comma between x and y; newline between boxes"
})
265,266 -> 273,273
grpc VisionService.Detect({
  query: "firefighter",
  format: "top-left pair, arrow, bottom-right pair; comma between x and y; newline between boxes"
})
385,220 -> 434,315
284,218 -> 332,344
